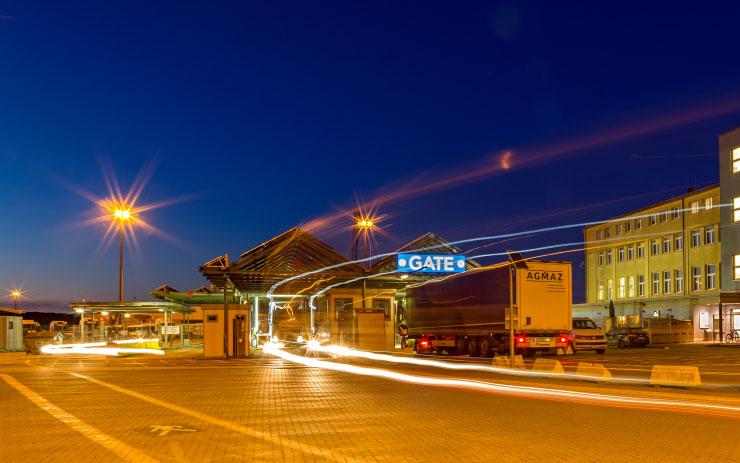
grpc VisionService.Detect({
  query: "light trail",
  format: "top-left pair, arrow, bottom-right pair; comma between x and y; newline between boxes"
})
263,343 -> 740,419
41,338 -> 164,356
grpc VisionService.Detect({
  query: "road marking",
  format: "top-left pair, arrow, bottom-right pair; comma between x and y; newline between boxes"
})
70,373 -> 363,462
149,425 -> 196,436
0,374 -> 160,463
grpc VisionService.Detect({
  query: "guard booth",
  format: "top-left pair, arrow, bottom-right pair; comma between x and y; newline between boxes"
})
201,303 -> 251,358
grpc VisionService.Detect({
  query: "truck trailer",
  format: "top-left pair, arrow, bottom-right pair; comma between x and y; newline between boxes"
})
406,260 -> 573,357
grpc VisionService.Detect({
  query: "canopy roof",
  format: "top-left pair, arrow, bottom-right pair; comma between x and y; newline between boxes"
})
372,232 -> 481,273
0,306 -> 25,315
69,301 -> 194,314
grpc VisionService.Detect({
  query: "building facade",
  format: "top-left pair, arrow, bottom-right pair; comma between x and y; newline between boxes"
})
575,128 -> 740,341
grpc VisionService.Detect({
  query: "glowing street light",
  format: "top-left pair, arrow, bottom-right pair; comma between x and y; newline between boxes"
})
111,206 -> 133,303
10,290 -> 22,310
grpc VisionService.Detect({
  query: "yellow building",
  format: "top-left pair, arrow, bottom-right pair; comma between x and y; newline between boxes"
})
574,184 -> 734,341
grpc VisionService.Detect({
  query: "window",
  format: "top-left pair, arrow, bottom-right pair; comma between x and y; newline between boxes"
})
607,279 -> 613,299
619,277 -> 626,298
605,227 -> 611,238
627,244 -> 635,260
598,251 -> 604,266
652,272 -> 660,295
734,197 -> 740,223
617,224 -> 623,235
705,226 -> 715,245
636,218 -> 642,230
607,249 -> 613,265
628,275 -> 635,297
334,298 -> 354,320
691,229 -> 701,247
637,242 -> 645,259
663,236 -> 671,253
618,247 -> 625,262
733,147 -> 740,173
663,270 -> 671,294
650,214 -> 657,226
626,221 -> 632,232
692,266 -> 702,291
735,255 -> 740,280
652,239 -> 660,255
705,197 -> 713,210
206,314 -> 218,322
672,207 -> 680,219
598,280 -> 604,300
675,269 -> 684,293
638,274 -> 645,296
691,201 -> 699,214
675,233 -> 683,251
596,230 -> 603,240
707,264 -> 716,290
373,298 -> 392,320
661,210 -> 669,222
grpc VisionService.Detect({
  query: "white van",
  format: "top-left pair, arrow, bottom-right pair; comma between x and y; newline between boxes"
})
571,318 -> 607,354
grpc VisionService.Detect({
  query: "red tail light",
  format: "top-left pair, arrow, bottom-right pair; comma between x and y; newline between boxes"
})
559,337 -> 567,343
420,341 -> 428,346
517,337 -> 525,343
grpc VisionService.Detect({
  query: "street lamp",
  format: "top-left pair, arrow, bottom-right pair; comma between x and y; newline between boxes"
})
11,290 -> 21,310
112,207 -> 132,302
356,218 -> 375,269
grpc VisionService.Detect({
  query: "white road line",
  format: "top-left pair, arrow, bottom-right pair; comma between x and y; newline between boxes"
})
0,374 -> 160,463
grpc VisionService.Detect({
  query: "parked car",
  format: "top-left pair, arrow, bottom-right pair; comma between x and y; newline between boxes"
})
571,317 -> 607,354
608,327 -> 650,348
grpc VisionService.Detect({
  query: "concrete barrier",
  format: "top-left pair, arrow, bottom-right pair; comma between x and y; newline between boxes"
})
650,365 -> 701,387
575,362 -> 612,382
532,358 -> 564,375
493,355 -> 525,369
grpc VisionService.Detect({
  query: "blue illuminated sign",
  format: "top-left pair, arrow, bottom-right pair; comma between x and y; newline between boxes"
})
397,253 -> 466,273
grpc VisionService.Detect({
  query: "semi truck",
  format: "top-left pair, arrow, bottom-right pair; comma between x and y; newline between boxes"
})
406,260 -> 573,357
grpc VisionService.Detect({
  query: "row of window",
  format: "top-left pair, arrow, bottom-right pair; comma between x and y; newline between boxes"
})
597,265 -> 717,300
597,227 -> 716,266
595,198 -> 716,240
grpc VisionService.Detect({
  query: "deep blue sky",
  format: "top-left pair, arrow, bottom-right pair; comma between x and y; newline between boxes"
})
3,1 -> 740,311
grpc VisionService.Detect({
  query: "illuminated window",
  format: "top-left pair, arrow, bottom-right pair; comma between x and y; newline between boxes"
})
675,269 -> 684,293
607,279 -> 613,299
663,270 -> 671,294
661,210 -> 669,222
638,274 -> 645,296
607,249 -> 613,265
334,298 -> 354,321
627,244 -> 635,260
618,277 -> 625,298
650,214 -> 657,226
734,197 -> 740,223
652,239 -> 660,255
637,242 -> 645,259
672,207 -> 680,219
706,264 -> 716,290
628,275 -> 635,297
735,255 -> 740,280
674,233 -> 683,251
691,229 -> 701,247
598,280 -> 604,300
617,224 -> 623,235
598,251 -> 604,266
691,201 -> 699,214
663,236 -> 671,253
705,226 -> 715,245
700,312 -> 709,329
618,247 -> 625,262
626,221 -> 632,232
636,218 -> 642,230
692,266 -> 702,291
616,315 -> 626,326
652,272 -> 660,295
705,197 -> 713,210
733,147 -> 740,174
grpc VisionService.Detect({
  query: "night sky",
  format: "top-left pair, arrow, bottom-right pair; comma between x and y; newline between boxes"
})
3,1 -> 740,311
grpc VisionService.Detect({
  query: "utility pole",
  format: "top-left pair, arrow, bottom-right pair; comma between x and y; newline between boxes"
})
223,253 -> 230,358
119,225 -> 124,302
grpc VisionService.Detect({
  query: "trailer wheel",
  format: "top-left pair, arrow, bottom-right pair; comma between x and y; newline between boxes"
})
467,337 -> 480,357
455,337 -> 467,355
480,337 -> 492,358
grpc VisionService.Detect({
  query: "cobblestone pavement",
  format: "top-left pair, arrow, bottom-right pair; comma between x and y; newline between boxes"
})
4,349 -> 740,463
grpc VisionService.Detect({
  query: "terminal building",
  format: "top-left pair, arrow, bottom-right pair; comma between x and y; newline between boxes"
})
574,127 -> 740,341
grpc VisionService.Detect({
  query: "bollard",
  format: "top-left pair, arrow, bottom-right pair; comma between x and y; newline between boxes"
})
650,365 -> 701,387
532,358 -> 565,375
575,362 -> 612,382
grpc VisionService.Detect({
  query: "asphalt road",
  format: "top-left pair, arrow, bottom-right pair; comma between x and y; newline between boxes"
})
3,348 -> 740,463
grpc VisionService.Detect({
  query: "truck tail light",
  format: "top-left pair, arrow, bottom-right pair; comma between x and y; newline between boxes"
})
420,341 -> 428,346
517,337 -> 526,343
559,337 -> 567,343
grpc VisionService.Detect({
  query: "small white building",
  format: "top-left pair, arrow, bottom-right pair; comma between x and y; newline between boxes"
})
0,307 -> 24,351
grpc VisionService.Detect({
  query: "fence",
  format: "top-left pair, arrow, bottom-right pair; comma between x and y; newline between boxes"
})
644,318 -> 693,344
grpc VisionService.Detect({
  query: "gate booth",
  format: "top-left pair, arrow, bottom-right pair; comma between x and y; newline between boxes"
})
201,304 -> 251,358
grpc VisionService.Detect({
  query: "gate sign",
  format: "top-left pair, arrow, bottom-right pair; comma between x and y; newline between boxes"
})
397,253 -> 466,273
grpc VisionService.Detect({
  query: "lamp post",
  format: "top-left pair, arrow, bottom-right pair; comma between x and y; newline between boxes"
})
11,290 -> 21,310
356,219 -> 374,269
113,208 -> 131,302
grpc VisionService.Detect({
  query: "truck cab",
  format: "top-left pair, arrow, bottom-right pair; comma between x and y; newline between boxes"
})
571,318 -> 607,354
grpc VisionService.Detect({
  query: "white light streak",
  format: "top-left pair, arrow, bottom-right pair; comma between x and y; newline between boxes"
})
262,343 -> 740,417
41,338 -> 164,356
